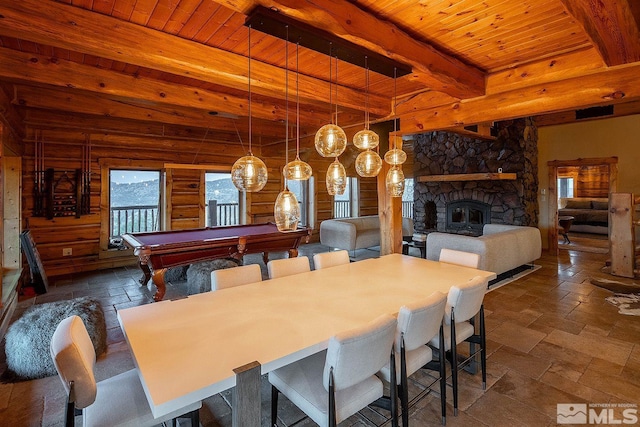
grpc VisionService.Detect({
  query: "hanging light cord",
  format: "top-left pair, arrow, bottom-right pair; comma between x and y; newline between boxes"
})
284,26 -> 289,188
328,43 -> 333,124
393,67 -> 397,137
335,54 -> 339,127
365,56 -> 369,130
296,42 -> 300,158
248,24 -> 253,155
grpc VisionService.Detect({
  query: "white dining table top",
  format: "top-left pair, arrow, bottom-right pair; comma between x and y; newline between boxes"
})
117,253 -> 496,418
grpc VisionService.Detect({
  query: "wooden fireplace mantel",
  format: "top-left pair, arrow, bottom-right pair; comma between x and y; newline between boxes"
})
417,173 -> 517,182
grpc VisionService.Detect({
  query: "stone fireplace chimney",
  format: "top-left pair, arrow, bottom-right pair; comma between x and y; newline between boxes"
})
413,118 -> 539,234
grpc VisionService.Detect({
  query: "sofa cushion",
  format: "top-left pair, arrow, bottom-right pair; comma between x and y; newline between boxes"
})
591,200 -> 609,210
564,199 -> 592,209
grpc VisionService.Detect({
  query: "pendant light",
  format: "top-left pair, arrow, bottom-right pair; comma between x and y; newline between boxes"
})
386,165 -> 405,197
284,42 -> 312,180
384,67 -> 406,197
274,28 -> 300,231
231,25 -> 268,192
353,58 -> 379,150
355,57 -> 383,177
315,48 -> 347,158
326,157 -> 347,196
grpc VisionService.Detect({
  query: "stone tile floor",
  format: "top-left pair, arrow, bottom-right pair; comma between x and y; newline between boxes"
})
1,243 -> 639,426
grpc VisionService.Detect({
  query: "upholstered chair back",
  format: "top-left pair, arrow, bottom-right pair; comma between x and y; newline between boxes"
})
50,315 -> 98,409
211,264 -> 262,290
445,276 -> 487,324
397,292 -> 447,352
267,256 -> 311,279
323,314 -> 396,391
439,248 -> 480,268
313,250 -> 350,270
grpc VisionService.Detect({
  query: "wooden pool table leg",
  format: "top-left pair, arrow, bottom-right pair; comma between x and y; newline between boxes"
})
151,268 -> 167,302
288,248 -> 298,258
137,261 -> 152,286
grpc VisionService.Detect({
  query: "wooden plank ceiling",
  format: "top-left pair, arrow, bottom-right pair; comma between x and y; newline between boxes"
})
0,0 -> 639,148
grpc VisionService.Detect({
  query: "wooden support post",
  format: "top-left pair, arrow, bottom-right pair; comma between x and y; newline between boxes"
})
609,192 -> 635,278
378,135 -> 403,256
232,361 -> 262,427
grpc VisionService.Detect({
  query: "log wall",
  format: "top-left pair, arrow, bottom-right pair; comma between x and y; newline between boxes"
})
19,110 -> 379,276
557,164 -> 610,198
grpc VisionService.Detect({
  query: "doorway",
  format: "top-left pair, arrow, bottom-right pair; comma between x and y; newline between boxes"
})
547,157 -> 618,254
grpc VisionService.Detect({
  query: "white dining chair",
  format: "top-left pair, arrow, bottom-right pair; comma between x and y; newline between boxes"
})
269,314 -> 397,427
429,275 -> 488,415
378,292 -> 448,426
50,315 -> 201,427
439,248 -> 480,268
267,256 -> 310,279
313,250 -> 350,270
211,263 -> 262,290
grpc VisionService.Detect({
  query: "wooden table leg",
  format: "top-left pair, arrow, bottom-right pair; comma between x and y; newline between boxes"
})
151,268 -> 167,302
233,361 -> 261,427
288,248 -> 298,258
137,261 -> 152,286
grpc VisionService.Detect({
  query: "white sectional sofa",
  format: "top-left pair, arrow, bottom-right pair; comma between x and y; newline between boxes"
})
320,216 -> 414,251
426,224 -> 542,276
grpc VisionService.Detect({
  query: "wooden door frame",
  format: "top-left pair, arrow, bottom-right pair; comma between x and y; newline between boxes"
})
547,157 -> 618,254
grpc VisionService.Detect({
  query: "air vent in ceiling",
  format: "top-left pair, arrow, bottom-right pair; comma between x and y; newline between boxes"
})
575,105 -> 614,120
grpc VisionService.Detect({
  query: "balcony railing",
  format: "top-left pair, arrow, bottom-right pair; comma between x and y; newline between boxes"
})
207,201 -> 239,226
402,201 -> 414,219
334,200 -> 351,218
110,205 -> 158,238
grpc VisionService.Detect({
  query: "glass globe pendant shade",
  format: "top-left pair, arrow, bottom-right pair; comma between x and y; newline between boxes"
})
386,166 -> 405,197
384,148 -> 407,165
231,155 -> 268,192
355,149 -> 383,177
284,156 -> 312,180
326,158 -> 347,196
315,124 -> 347,157
353,129 -> 379,150
274,188 -> 300,231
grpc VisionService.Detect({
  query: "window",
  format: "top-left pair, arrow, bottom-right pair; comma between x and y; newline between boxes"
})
558,177 -> 574,199
288,178 -> 314,227
205,173 -> 239,226
402,178 -> 414,218
109,170 -> 160,247
334,177 -> 358,218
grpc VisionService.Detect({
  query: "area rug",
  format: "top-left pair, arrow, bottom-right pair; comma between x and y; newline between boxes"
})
1,297 -> 106,382
590,278 -> 640,316
606,294 -> 640,316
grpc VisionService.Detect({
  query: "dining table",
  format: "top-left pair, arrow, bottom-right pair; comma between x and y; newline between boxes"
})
117,253 -> 496,427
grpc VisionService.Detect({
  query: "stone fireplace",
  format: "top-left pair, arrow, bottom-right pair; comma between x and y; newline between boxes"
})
413,118 -> 539,234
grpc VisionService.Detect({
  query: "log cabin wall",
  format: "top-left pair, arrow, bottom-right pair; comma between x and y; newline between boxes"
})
20,110 -> 381,277
557,164 -> 610,198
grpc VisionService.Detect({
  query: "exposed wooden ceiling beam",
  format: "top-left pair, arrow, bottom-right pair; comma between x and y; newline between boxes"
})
0,0 -> 389,116
534,99 -> 640,127
560,0 -> 640,66
219,0 -> 485,98
12,85 -> 288,141
398,62 -> 640,134
0,46 -> 331,128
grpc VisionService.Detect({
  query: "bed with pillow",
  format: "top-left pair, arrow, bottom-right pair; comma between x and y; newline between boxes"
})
558,197 -> 609,235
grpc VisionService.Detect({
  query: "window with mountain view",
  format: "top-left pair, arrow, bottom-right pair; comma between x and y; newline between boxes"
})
205,173 -> 239,226
109,170 -> 161,245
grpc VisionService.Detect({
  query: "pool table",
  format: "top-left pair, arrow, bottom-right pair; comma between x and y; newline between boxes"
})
122,223 -> 311,301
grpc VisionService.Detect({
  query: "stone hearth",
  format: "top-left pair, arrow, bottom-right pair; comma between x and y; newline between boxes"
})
413,118 -> 539,233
